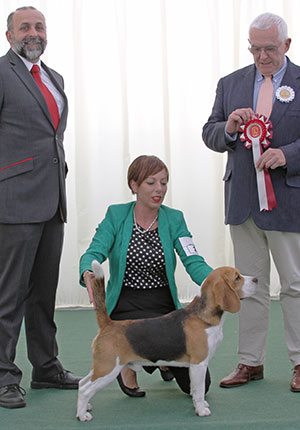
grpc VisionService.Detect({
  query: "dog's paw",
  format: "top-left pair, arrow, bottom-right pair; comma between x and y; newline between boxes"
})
194,401 -> 211,417
77,412 -> 93,421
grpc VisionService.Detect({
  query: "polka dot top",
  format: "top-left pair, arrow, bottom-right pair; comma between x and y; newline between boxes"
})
122,224 -> 169,290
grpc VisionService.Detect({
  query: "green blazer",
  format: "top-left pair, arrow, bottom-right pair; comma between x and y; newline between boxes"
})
80,202 -> 213,315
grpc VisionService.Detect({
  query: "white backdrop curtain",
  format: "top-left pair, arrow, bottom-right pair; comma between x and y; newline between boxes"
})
0,0 -> 298,306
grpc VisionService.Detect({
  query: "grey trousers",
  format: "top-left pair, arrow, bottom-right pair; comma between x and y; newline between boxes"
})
0,211 -> 64,387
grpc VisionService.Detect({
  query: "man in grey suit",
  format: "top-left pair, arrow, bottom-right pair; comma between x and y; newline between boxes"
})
203,12 -> 300,391
0,6 -> 80,409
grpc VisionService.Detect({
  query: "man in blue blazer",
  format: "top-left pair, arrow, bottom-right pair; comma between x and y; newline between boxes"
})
203,12 -> 300,391
0,7 -> 80,409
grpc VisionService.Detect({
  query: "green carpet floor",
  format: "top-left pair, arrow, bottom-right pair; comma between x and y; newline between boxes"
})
1,301 -> 299,430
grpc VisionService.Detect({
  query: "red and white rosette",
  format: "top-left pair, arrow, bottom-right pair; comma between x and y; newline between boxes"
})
239,114 -> 277,211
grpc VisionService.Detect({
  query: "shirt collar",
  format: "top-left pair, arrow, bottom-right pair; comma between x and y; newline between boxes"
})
12,49 -> 42,72
255,56 -> 287,82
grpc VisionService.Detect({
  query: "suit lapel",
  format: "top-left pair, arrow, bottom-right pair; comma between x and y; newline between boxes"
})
7,49 -> 67,130
41,62 -> 68,131
240,65 -> 256,109
7,50 -> 54,127
270,59 -> 300,128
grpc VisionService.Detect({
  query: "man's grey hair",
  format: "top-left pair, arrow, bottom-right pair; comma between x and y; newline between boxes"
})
7,6 -> 45,32
249,12 -> 289,42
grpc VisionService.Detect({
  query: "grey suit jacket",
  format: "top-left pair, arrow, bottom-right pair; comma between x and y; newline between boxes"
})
202,57 -> 300,233
0,49 -> 68,223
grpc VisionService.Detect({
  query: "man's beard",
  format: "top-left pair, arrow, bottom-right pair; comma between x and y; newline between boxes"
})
11,35 -> 47,61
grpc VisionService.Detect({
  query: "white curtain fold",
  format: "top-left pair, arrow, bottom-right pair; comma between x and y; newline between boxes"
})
1,0 -> 298,306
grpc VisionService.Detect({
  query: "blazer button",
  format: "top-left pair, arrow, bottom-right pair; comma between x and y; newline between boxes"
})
53,158 -> 58,164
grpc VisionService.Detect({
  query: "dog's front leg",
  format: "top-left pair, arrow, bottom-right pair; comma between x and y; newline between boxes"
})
189,363 -> 211,417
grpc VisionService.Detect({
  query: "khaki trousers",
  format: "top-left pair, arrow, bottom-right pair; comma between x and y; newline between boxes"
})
230,216 -> 300,366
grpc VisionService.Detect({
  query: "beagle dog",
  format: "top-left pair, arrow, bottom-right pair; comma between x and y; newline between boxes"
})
77,261 -> 257,421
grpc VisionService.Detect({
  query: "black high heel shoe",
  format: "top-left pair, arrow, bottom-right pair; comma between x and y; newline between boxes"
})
116,374 -> 146,398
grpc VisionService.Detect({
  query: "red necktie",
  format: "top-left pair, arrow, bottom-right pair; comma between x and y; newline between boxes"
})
256,75 -> 273,120
30,64 -> 59,129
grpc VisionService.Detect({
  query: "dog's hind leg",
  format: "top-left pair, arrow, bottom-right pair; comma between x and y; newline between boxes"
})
77,361 -> 123,421
77,370 -> 94,421
189,363 -> 211,417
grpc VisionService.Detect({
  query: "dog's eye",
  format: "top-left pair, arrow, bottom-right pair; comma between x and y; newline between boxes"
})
236,275 -> 241,281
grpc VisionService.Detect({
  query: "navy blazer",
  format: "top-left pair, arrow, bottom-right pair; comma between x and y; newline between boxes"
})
202,57 -> 300,233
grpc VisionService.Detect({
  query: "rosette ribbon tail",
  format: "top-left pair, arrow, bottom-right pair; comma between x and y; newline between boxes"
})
239,115 -> 277,211
252,137 -> 274,211
263,168 -> 277,210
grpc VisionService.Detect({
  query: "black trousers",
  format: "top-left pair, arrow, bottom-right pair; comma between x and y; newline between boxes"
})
0,212 -> 64,387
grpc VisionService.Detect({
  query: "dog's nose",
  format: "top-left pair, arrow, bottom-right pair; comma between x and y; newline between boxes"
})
253,278 -> 258,283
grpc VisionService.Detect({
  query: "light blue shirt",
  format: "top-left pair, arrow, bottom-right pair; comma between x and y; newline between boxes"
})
253,56 -> 287,110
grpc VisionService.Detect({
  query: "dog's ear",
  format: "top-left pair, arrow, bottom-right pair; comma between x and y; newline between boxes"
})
212,280 -> 240,313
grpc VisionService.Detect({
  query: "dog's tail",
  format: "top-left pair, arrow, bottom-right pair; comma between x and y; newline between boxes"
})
91,260 -> 111,328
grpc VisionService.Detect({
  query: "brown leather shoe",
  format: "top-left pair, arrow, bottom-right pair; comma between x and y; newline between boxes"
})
290,365 -> 300,392
220,363 -> 264,388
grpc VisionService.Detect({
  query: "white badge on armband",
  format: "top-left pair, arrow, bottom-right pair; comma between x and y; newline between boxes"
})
179,237 -> 199,256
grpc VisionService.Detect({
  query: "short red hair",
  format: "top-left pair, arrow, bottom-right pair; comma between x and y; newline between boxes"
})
127,155 -> 169,193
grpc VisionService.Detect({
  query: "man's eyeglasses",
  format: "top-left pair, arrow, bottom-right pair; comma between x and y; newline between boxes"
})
248,44 -> 281,55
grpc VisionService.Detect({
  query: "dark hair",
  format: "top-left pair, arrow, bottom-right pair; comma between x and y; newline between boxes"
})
127,155 -> 169,192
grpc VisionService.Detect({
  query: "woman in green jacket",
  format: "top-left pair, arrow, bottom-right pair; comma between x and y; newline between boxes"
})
80,155 -> 213,397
